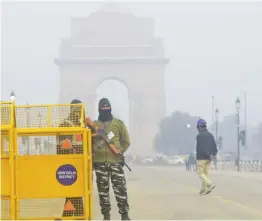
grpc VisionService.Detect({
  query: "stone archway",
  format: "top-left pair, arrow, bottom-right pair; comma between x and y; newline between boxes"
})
55,6 -> 169,156
94,79 -> 130,129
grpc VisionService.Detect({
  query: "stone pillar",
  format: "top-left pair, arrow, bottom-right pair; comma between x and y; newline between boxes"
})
137,95 -> 165,156
128,92 -> 144,156
128,93 -> 137,155
138,110 -> 157,156
128,90 -> 166,157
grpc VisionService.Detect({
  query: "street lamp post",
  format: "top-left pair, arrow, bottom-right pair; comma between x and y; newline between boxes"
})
10,90 -> 16,101
212,96 -> 215,133
215,108 -> 219,145
236,97 -> 241,172
242,91 -> 247,149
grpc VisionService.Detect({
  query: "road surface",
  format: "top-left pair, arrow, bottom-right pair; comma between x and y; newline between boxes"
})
5,166 -> 262,220
92,166 -> 262,220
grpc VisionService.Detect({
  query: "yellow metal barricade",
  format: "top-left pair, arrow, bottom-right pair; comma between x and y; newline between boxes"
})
0,102 -> 93,220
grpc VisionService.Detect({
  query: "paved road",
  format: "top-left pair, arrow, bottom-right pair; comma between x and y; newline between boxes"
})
92,166 -> 262,220
4,166 -> 261,220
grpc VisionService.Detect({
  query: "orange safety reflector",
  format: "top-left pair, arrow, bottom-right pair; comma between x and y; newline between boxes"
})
64,200 -> 75,211
61,139 -> 73,149
75,134 -> 82,142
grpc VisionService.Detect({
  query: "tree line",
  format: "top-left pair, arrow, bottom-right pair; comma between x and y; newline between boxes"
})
154,111 -> 262,156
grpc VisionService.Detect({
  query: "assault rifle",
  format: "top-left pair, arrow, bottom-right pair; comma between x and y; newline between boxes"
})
85,117 -> 132,172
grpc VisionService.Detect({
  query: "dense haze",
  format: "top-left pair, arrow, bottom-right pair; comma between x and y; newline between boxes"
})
1,1 -> 262,129
1,2 -> 262,218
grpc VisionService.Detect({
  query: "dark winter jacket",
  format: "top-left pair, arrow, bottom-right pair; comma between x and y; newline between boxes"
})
196,129 -> 218,160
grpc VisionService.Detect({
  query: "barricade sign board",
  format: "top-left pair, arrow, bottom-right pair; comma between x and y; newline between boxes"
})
16,155 -> 86,198
56,164 -> 78,186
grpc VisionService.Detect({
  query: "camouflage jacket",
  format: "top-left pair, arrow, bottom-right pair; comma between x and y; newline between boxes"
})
92,118 -> 130,163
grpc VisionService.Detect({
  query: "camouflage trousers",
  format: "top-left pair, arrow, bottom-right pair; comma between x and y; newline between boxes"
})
94,163 -> 129,215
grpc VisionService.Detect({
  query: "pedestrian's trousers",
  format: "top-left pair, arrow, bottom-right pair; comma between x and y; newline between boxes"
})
197,160 -> 212,190
94,163 -> 129,215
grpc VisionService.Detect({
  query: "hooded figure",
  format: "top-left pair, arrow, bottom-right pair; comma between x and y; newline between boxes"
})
92,98 -> 131,221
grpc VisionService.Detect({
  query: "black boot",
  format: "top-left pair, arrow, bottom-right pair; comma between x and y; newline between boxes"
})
121,213 -> 131,220
103,212 -> 111,221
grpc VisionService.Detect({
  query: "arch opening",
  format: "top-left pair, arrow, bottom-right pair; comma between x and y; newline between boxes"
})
94,79 -> 130,130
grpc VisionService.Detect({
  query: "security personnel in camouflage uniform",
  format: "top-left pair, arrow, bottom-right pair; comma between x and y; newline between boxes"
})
57,99 -> 85,218
92,98 -> 131,221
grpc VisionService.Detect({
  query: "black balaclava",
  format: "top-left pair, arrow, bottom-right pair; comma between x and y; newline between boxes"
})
98,98 -> 113,122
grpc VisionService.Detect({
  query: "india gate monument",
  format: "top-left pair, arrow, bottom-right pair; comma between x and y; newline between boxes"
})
55,4 -> 169,156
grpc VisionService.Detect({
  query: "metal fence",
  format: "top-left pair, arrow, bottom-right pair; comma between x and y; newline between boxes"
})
215,160 -> 262,172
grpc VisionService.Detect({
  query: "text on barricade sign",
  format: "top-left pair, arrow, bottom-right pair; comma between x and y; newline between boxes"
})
56,164 -> 78,186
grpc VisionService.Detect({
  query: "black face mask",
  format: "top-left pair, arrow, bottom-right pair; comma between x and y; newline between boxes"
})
197,126 -> 207,132
98,109 -> 113,122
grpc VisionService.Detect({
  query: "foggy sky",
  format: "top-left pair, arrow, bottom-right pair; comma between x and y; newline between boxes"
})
1,1 -> 262,128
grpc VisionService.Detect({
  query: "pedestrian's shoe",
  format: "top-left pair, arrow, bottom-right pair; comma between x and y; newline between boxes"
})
199,189 -> 206,195
103,212 -> 111,221
121,213 -> 131,220
205,184 -> 215,194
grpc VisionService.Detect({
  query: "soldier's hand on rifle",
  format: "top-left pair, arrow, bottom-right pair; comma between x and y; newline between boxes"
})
85,117 -> 99,131
114,148 -> 121,155
111,144 -> 121,155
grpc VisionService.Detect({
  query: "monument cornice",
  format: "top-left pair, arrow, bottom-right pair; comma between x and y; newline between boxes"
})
55,57 -> 169,65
